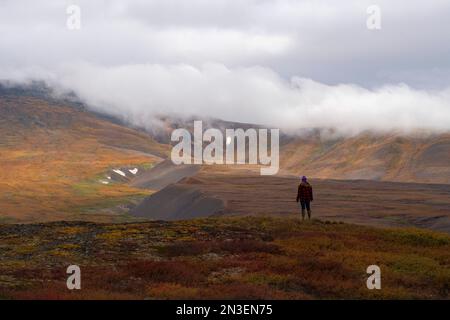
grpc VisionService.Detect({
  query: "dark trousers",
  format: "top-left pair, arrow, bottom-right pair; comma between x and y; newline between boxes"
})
300,201 -> 311,211
299,201 -> 311,219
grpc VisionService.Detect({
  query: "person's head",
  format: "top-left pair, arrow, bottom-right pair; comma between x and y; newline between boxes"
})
301,176 -> 307,182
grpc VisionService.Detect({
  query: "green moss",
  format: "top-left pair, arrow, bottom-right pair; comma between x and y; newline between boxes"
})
141,163 -> 154,170
71,181 -> 100,196
389,254 -> 445,277
385,228 -> 450,247
14,245 -> 37,255
47,248 -> 71,257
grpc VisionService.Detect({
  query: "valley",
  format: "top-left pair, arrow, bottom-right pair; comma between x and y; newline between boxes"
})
1,92 -> 449,232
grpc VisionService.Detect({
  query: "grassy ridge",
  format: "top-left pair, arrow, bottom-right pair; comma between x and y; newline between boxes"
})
0,216 -> 448,299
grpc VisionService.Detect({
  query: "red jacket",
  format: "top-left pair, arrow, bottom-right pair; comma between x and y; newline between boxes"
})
296,182 -> 313,202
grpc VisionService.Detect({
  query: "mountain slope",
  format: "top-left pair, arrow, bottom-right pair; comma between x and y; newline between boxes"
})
0,94 -> 169,222
143,117 -> 450,184
280,131 -> 450,184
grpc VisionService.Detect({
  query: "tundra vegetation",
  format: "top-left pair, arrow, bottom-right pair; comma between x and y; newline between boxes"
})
0,216 -> 448,299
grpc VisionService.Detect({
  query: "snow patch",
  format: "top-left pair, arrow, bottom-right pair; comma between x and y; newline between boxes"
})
99,180 -> 110,185
129,168 -> 139,175
113,169 -> 126,177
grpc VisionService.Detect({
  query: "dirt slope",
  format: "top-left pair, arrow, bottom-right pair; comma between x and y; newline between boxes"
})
130,159 -> 200,190
130,183 -> 224,220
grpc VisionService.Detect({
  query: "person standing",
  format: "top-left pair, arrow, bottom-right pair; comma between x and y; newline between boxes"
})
296,176 -> 313,220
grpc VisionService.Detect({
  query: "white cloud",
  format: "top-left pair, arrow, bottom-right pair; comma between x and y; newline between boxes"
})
6,62 -> 446,135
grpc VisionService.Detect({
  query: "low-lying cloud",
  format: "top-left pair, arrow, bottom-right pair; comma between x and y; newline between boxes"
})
4,63 -> 449,135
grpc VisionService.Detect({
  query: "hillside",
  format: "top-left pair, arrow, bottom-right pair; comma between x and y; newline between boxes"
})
0,216 -> 448,299
280,131 -> 450,184
0,94 -> 169,222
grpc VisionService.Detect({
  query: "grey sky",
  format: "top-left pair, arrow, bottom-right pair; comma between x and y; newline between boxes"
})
1,0 -> 450,132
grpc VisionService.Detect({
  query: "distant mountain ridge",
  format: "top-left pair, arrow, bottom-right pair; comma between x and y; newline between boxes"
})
2,84 -> 449,184
280,131 -> 450,184
143,114 -> 450,184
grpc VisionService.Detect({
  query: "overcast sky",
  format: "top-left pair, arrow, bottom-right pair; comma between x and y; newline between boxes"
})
1,0 -> 450,133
